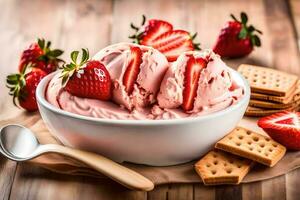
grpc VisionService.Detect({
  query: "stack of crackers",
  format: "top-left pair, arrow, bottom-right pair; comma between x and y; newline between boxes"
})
238,64 -> 300,117
194,127 -> 286,185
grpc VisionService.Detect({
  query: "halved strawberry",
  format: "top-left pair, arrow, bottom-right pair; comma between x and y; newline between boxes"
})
182,56 -> 207,111
122,46 -> 143,94
129,15 -> 173,44
151,30 -> 195,62
129,16 -> 200,62
141,19 -> 173,45
258,111 -> 300,150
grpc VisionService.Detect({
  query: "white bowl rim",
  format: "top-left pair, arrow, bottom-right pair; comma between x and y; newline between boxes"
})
36,69 -> 250,126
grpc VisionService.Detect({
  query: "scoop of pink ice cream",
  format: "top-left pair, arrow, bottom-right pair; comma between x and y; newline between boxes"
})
46,73 -> 154,120
157,49 -> 243,113
92,42 -> 169,110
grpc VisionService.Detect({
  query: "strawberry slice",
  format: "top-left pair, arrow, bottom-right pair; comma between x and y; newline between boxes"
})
150,30 -> 194,62
140,19 -> 173,45
151,30 -> 190,48
129,16 -> 200,62
129,15 -> 173,45
159,40 -> 194,62
123,46 -> 143,94
182,56 -> 207,111
258,111 -> 300,150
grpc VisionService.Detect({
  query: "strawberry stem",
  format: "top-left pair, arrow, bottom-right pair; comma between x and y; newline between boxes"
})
37,38 -> 64,64
60,48 -> 89,86
128,15 -> 147,44
190,32 -> 201,50
231,12 -> 262,47
6,63 -> 31,107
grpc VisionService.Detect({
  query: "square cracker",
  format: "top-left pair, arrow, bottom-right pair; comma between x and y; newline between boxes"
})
238,64 -> 298,96
249,98 -> 300,109
215,127 -> 286,167
195,150 -> 253,185
251,81 -> 300,104
245,104 -> 300,117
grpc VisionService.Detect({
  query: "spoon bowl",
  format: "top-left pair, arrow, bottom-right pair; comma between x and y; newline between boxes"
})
0,124 -> 154,191
0,124 -> 39,160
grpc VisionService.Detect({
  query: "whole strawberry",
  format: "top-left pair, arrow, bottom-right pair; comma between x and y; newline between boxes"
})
61,49 -> 112,100
129,15 -> 200,62
213,12 -> 262,58
19,38 -> 64,74
6,65 -> 47,111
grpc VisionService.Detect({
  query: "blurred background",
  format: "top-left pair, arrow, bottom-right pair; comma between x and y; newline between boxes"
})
1,0 -> 299,116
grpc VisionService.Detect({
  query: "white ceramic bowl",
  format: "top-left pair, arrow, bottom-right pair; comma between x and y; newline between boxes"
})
36,69 -> 250,166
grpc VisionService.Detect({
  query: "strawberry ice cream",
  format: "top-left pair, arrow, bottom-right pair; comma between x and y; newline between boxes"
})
157,50 -> 243,115
47,73 -> 152,119
92,43 -> 169,110
46,45 -> 244,120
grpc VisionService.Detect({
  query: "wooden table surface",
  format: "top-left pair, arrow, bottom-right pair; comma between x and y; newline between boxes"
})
1,0 -> 300,199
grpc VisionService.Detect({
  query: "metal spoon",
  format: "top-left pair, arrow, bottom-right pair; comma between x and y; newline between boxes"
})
0,124 -> 154,191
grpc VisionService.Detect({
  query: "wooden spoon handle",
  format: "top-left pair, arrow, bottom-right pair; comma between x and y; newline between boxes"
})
42,144 -> 154,191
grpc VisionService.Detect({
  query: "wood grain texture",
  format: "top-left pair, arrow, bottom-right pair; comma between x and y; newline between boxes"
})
242,181 -> 262,200
147,185 -> 168,200
194,183 -> 215,200
168,184 -> 193,200
263,0 -> 300,75
0,0 -> 300,199
216,185 -> 242,200
289,0 -> 300,50
286,169 -> 300,200
262,175 -> 286,200
0,159 -> 17,200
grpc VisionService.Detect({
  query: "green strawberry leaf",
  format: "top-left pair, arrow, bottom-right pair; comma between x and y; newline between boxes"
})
252,35 -> 261,47
46,41 -> 51,49
38,38 -> 45,49
248,25 -> 255,33
49,49 -> 64,57
130,23 -> 139,32
238,27 -> 248,39
191,32 -> 198,40
71,51 -> 79,64
241,12 -> 248,24
141,14 -> 146,26
81,48 -> 89,65
128,34 -> 136,39
255,28 -> 263,34
230,14 -> 238,21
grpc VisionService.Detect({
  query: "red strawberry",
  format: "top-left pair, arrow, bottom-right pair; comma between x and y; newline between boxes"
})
122,46 -> 143,94
182,56 -> 207,111
61,49 -> 111,100
150,30 -> 195,62
19,38 -> 64,74
258,111 -> 300,150
213,12 -> 262,58
129,15 -> 200,62
129,15 -> 173,45
6,65 -> 47,111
